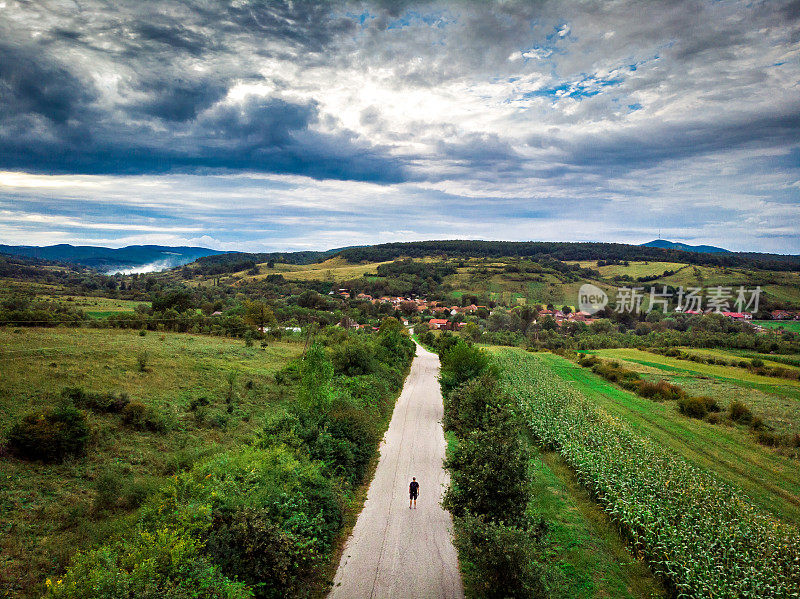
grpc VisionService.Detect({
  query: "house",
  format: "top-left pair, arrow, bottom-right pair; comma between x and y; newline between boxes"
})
772,310 -> 799,320
428,318 -> 451,330
721,312 -> 752,321
567,311 -> 592,321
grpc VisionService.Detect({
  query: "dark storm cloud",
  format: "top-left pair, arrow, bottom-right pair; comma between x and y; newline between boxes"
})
0,41 -> 95,125
539,105 -> 800,174
0,0 -> 401,181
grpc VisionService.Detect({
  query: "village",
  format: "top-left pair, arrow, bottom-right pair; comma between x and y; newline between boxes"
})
327,288 -> 799,333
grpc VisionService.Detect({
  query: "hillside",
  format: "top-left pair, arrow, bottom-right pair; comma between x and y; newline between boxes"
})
0,244 -> 226,273
333,240 -> 800,271
641,239 -> 730,253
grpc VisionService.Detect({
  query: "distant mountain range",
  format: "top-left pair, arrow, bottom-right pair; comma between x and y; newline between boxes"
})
640,239 -> 730,254
0,244 -> 225,273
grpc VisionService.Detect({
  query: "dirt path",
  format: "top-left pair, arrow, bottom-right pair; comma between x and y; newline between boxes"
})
329,342 -> 463,599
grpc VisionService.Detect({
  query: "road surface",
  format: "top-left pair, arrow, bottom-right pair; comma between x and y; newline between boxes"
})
329,342 -> 463,599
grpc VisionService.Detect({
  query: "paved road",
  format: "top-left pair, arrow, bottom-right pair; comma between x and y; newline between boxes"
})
329,342 -> 463,599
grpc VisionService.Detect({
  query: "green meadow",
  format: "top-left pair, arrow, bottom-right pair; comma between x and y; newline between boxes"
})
0,327 -> 302,599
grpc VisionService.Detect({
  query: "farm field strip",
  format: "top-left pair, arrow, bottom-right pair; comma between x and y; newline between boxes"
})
495,348 -> 800,598
673,347 -> 800,372
591,348 -> 800,400
527,449 -> 667,599
755,320 -> 800,333
542,355 -> 800,521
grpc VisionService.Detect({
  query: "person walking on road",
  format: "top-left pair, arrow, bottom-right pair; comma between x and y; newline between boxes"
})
409,477 -> 419,509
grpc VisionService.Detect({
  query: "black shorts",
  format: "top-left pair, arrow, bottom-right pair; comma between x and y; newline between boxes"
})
410,492 -> 418,500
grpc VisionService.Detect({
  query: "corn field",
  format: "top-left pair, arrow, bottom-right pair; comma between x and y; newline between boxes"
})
495,350 -> 800,599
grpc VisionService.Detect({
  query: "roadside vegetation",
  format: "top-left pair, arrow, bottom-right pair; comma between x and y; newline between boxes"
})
40,324 -> 413,599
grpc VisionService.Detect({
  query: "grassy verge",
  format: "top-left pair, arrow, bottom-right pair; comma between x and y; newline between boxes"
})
527,449 -> 665,599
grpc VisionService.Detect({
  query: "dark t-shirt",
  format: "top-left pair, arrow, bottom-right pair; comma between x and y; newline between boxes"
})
409,481 -> 419,497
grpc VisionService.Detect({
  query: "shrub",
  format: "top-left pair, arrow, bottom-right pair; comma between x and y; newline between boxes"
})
443,372 -> 503,437
329,337 -> 377,376
136,350 -> 149,372
756,430 -> 780,447
677,396 -> 720,419
751,358 -> 765,368
62,387 -> 129,413
439,340 -> 491,395
323,401 -> 380,483
444,408 -> 530,525
7,402 -> 90,463
45,527 -> 250,599
121,401 -> 169,432
205,508 -> 310,598
453,513 -> 550,599
729,401 -> 753,424
634,379 -> 686,401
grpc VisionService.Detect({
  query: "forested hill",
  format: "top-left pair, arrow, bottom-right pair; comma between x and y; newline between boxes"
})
0,244 -> 224,271
192,249 -> 341,275
334,240 -> 800,271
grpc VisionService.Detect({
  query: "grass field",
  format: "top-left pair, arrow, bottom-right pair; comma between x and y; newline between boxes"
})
41,295 -> 149,318
0,327 -> 302,599
755,320 -> 800,333
261,257 -> 391,282
541,351 -> 800,522
589,347 -> 800,436
570,260 -> 689,278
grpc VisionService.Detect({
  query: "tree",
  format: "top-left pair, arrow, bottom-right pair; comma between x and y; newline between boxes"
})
297,344 -> 334,422
378,316 -> 404,335
244,300 -> 276,331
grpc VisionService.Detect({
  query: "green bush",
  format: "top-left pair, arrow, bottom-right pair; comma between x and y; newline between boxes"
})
136,350 -> 149,372
439,340 -> 491,395
121,401 -> 170,432
444,407 -> 530,525
205,508 -> 311,599
634,379 -> 686,401
729,401 -> 753,424
443,372 -> 502,437
329,337 -> 377,376
453,513 -> 550,599
7,402 -> 90,463
756,430 -> 781,447
61,387 -> 129,413
45,526 -> 250,599
677,396 -> 720,419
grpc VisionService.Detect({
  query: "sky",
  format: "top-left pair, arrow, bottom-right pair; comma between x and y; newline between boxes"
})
1,0 -> 799,254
